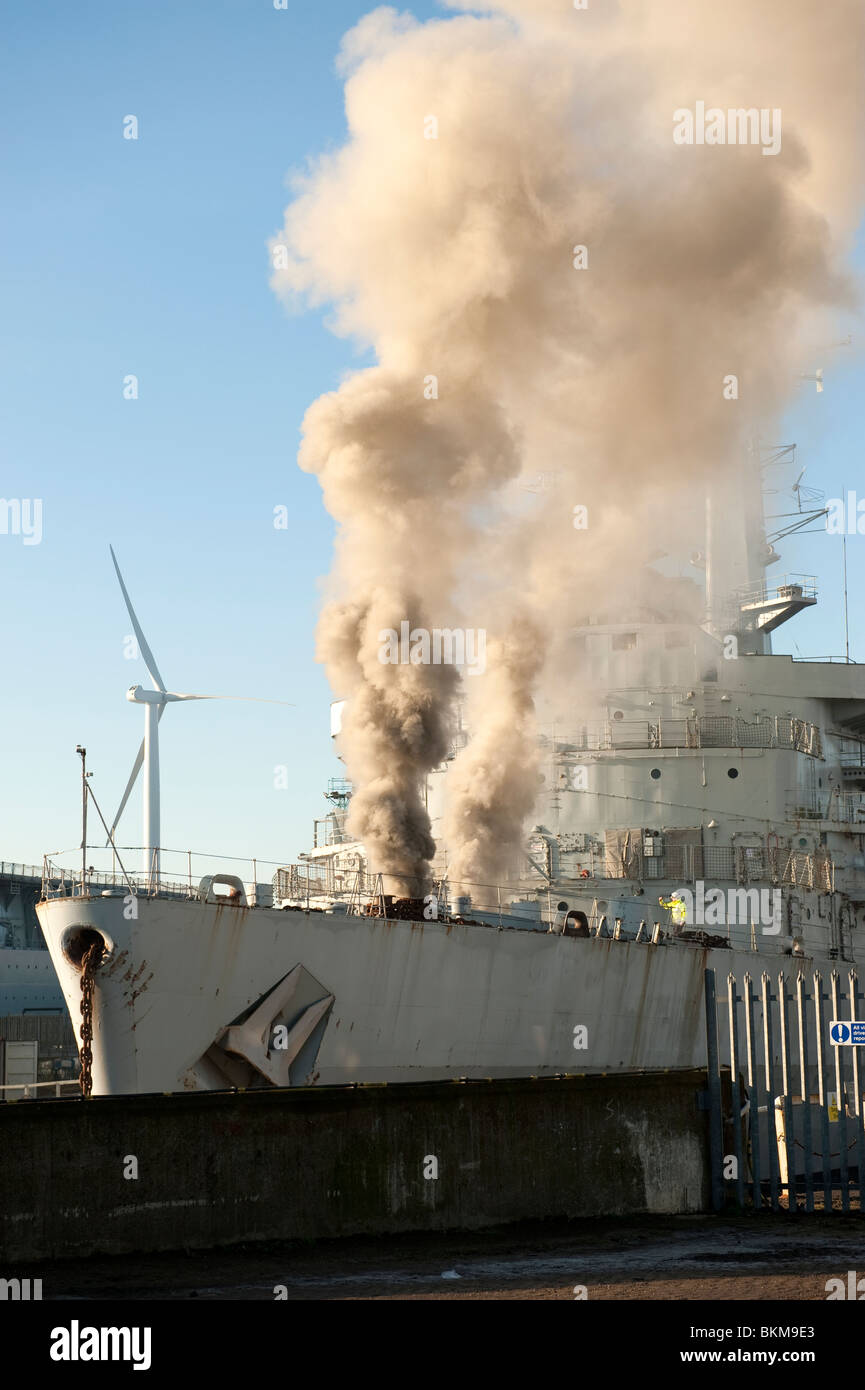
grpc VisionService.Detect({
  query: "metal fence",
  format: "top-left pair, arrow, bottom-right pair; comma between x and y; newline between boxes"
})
273,861 -> 377,905
601,838 -> 833,890
788,791 -> 865,826
40,850 -> 273,905
0,1080 -> 79,1101
705,966 -> 865,1213
553,714 -> 823,758
0,862 -> 46,881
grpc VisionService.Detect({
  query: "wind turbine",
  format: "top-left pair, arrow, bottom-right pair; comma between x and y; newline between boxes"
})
798,368 -> 824,393
796,337 -> 851,395
108,546 -> 291,886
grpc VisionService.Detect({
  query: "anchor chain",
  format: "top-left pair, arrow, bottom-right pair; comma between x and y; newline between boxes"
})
78,942 -> 101,1097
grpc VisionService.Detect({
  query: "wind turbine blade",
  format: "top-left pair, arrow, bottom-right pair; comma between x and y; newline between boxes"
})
167,692 -> 295,704
106,740 -> 145,842
109,545 -> 166,692
105,706 -> 168,843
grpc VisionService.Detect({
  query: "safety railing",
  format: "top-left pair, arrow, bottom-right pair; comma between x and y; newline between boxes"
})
0,862 -> 48,881
40,848 -> 384,913
788,792 -> 865,825
597,839 -> 834,893
552,714 -> 822,758
0,1080 -> 80,1101
737,573 -> 818,605
40,847 -> 275,905
275,861 -> 377,907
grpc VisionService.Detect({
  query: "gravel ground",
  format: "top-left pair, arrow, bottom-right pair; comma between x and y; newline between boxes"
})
26,1213 -> 865,1301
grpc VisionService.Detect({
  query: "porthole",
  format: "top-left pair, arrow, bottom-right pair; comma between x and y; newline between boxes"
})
650,768 -> 661,780
727,768 -> 739,779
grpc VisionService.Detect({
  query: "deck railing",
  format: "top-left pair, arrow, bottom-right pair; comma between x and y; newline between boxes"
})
40,847 -> 274,904
550,714 -> 822,758
0,1080 -> 80,1101
0,861 -> 49,881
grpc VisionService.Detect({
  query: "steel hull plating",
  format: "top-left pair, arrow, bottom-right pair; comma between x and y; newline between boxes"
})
0,948 -> 63,1015
36,894 -> 820,1095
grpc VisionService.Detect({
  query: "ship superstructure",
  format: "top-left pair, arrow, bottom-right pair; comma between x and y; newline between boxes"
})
0,863 -> 64,1016
282,606 -> 865,960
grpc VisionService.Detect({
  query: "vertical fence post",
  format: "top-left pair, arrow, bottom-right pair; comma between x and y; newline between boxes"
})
704,969 -> 724,1214
796,974 -> 815,1213
813,970 -> 833,1209
778,972 -> 797,1211
727,974 -> 745,1209
761,972 -> 780,1211
831,972 -> 851,1213
849,970 -> 865,1212
744,972 -> 762,1210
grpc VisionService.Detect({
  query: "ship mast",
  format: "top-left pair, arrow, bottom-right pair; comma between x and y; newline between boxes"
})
704,444 -> 816,652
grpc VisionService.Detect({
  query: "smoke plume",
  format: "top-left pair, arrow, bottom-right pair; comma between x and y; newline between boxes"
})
273,0 -> 864,892
443,613 -> 547,898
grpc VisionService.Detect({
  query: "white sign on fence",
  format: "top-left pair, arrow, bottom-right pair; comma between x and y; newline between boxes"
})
829,1020 -> 865,1046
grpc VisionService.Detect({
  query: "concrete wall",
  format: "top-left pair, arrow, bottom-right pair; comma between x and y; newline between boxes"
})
0,1070 -> 711,1261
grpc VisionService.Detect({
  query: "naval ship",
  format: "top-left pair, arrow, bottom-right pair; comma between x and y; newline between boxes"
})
34,453 -> 865,1096
0,864 -> 63,1016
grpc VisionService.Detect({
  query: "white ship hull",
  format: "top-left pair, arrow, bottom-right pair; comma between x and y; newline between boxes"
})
36,891 -> 822,1095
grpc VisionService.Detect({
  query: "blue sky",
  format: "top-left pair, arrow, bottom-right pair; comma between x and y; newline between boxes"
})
0,0 -> 862,876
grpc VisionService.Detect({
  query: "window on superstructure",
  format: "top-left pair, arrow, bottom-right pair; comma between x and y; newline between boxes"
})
612,633 -> 637,651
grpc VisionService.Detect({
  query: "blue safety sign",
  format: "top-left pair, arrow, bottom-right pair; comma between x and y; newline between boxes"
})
829,1020 -> 865,1045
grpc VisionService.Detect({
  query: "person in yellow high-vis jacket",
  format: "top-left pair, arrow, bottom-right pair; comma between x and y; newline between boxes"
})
658,893 -> 688,929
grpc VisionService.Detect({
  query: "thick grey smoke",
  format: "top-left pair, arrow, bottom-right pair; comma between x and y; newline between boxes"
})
273,0 -> 864,891
443,614 -> 547,898
296,370 -> 521,891
316,592 -> 457,892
